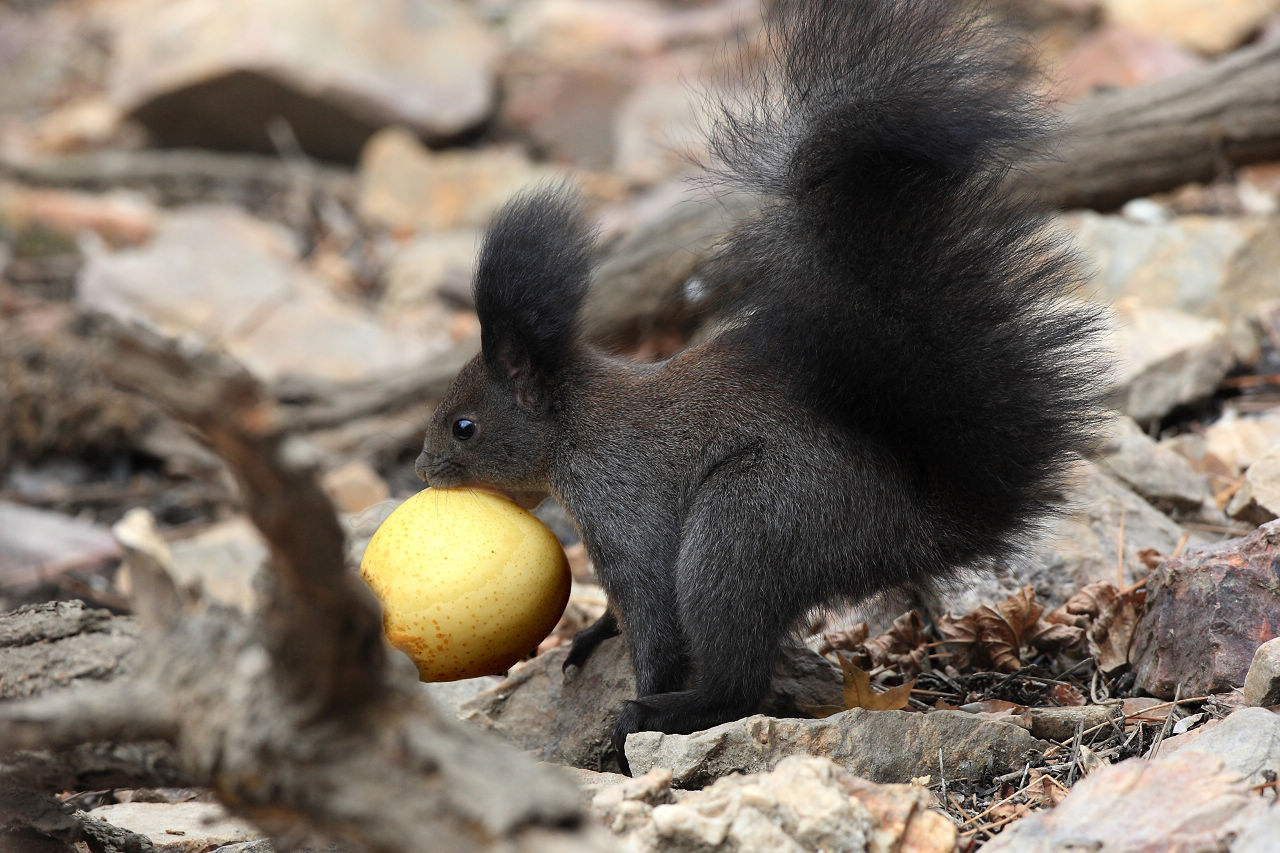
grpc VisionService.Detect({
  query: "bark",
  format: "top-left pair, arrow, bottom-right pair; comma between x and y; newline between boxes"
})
1022,39 -> 1280,211
0,318 -> 606,853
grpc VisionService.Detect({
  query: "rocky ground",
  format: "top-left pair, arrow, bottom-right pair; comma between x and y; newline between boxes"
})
2,0 -> 1280,851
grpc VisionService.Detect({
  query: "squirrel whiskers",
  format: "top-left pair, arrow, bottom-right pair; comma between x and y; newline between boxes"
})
418,0 -> 1106,772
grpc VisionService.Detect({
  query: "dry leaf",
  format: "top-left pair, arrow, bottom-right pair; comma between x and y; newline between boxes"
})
1048,683 -> 1086,706
838,655 -> 915,711
1137,548 -> 1165,571
1087,587 -> 1146,674
1061,580 -> 1119,621
819,621 -> 870,656
864,610 -> 929,676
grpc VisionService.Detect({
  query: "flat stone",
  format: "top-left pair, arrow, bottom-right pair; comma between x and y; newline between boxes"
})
626,709 -> 1047,789
357,128 -> 557,233
1100,0 -> 1280,54
981,749 -> 1273,853
78,205 -> 437,385
107,0 -> 501,161
1243,638 -> 1280,707
1052,24 -> 1203,102
0,501 -> 120,592
1227,445 -> 1280,525
88,802 -> 261,853
164,517 -> 266,614
1161,706 -> 1280,785
379,230 -> 479,314
320,461 -> 389,515
1018,462 -> 1190,608
1132,521 -> 1280,699
1096,416 -> 1212,515
1205,411 -> 1280,473
591,755 -> 956,853
459,635 -> 843,773
1106,304 -> 1234,423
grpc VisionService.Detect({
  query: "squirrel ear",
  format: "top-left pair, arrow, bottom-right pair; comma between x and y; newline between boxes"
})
474,186 -> 593,410
491,344 -> 546,413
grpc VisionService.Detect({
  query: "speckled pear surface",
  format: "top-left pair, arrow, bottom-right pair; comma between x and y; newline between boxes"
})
359,488 -> 571,682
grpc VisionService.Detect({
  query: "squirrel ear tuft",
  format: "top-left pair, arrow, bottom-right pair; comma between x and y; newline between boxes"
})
473,186 -> 594,406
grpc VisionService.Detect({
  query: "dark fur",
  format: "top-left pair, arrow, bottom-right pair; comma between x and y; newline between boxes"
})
418,0 -> 1106,773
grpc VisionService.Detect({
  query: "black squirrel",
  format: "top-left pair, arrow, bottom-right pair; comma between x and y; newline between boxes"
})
416,0 -> 1104,771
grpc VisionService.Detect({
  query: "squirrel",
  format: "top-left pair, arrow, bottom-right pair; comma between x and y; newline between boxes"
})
416,0 -> 1104,772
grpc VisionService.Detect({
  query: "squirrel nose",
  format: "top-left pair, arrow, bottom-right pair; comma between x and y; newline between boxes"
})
414,452 -> 433,483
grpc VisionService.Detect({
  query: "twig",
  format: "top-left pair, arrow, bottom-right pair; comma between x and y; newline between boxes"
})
1145,683 -> 1183,760
1067,717 -> 1085,787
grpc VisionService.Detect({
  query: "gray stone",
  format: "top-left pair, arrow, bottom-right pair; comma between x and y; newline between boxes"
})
625,709 -> 1047,789
379,230 -> 479,314
459,635 -> 842,772
1227,444 -> 1280,526
357,128 -> 557,233
1096,416 -> 1213,516
1162,706 -> 1280,786
78,205 -> 439,385
1106,304 -> 1234,423
87,802 -> 261,853
107,0 -> 501,160
1243,638 -> 1280,707
1205,411 -> 1280,474
1066,211 -> 1280,362
164,517 -> 267,614
1018,461 -> 1191,607
590,756 -> 956,853
981,749 -> 1272,853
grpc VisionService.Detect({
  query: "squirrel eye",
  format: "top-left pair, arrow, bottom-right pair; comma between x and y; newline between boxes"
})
452,418 -> 477,441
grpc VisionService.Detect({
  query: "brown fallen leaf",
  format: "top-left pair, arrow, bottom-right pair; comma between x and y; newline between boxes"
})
838,655 -> 915,711
863,610 -> 930,677
939,586 -> 1078,673
1087,586 -> 1146,674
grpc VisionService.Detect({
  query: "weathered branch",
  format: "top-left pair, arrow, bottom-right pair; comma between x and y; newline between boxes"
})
1022,39 -> 1280,210
90,317 -> 386,714
0,319 -> 605,852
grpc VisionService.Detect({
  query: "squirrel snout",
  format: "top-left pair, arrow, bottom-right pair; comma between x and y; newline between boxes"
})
414,451 -> 436,484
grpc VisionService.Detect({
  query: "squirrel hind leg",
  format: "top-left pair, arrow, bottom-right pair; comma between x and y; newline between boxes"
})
610,463 -> 802,770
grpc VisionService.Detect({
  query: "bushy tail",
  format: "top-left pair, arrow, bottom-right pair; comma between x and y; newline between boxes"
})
708,0 -> 1106,564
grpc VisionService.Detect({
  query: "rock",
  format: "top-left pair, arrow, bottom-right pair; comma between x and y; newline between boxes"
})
421,675 -> 504,717
1161,706 -> 1280,784
612,72 -> 706,186
981,749 -> 1274,853
1095,416 -> 1213,516
459,635 -> 842,772
1132,521 -> 1280,699
379,230 -> 479,314
499,59 -> 632,170
1106,304 -> 1234,423
626,709 -> 1047,789
87,802 -> 261,853
1017,462 -> 1190,608
0,501 -> 121,596
0,185 -> 158,247
591,756 -> 956,853
0,601 -> 138,700
1243,638 -> 1280,706
1227,444 -> 1280,525
320,461 -> 390,514
30,97 -> 127,154
1205,410 -> 1280,473
1053,25 -> 1203,102
1100,0 -> 1280,54
78,205 -> 438,385
357,128 -> 557,234
107,0 -> 501,161
163,517 -> 267,614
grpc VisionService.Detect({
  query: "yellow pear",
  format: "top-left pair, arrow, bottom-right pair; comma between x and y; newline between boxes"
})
360,488 -> 571,681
